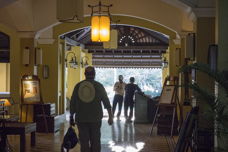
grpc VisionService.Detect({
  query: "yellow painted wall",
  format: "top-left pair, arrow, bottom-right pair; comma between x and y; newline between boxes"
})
66,47 -> 93,99
195,17 -> 215,129
195,17 -> 215,90
66,46 -> 81,99
79,50 -> 93,81
36,43 -> 59,104
0,63 -> 10,92
168,39 -> 179,77
0,64 -> 7,92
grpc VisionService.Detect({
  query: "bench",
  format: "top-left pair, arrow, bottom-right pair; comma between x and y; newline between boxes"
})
0,122 -> 36,152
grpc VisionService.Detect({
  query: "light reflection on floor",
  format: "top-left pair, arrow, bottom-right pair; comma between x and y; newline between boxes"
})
102,116 -> 145,152
108,141 -> 145,152
65,113 -> 169,152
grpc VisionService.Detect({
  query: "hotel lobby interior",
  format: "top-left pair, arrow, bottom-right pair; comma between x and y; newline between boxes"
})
0,0 -> 228,152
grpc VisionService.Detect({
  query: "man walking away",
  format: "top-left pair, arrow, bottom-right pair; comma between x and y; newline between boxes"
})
70,66 -> 113,152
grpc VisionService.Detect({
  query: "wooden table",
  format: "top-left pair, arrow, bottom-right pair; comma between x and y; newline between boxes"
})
0,122 -> 36,152
0,114 -> 19,122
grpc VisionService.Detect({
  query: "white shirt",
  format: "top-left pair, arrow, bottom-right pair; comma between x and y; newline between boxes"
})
113,81 -> 126,96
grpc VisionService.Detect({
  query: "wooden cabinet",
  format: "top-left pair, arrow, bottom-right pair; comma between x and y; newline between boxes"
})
35,114 -> 64,133
33,103 -> 55,121
33,103 -> 64,133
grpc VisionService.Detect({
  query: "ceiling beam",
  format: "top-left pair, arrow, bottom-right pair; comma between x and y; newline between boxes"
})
86,45 -> 168,50
92,53 -> 162,56
93,57 -> 162,60
65,37 -> 81,46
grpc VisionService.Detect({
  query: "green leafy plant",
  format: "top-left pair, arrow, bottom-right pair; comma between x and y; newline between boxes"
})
179,62 -> 228,151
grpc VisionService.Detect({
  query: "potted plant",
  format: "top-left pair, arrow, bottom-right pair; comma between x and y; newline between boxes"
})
179,62 -> 228,152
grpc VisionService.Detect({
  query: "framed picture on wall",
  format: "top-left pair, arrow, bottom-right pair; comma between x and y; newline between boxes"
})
21,75 -> 41,104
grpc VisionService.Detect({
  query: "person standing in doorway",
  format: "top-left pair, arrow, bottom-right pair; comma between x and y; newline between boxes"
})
112,75 -> 126,120
124,77 -> 142,122
70,66 -> 113,152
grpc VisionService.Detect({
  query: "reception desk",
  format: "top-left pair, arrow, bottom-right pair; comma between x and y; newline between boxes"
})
135,93 -> 158,123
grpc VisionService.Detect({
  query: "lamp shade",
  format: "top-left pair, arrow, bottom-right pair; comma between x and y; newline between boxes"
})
2,99 -> 11,106
91,16 -> 110,42
91,16 -> 100,42
99,16 -> 110,42
0,92 -> 13,106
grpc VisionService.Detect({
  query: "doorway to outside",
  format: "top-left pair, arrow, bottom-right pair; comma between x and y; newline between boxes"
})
95,68 -> 162,116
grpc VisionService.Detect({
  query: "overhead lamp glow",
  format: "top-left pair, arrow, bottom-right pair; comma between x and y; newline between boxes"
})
91,16 -> 110,42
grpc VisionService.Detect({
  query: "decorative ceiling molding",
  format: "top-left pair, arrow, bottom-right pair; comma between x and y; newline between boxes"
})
173,38 -> 181,45
36,38 -> 55,45
17,31 -> 35,38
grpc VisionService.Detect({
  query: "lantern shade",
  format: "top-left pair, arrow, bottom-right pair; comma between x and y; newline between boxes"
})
91,16 -> 110,42
91,16 -> 100,42
99,16 -> 110,42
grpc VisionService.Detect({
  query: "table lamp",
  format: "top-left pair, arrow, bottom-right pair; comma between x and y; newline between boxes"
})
0,92 -> 14,119
0,94 -> 14,152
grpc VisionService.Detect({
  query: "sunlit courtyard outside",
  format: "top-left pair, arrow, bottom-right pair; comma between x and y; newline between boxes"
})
95,68 -> 162,102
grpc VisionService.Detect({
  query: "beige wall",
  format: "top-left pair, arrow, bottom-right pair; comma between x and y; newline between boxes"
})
0,63 -> 7,92
195,17 -> 215,90
36,43 -> 59,104
0,63 -> 10,92
195,17 -> 215,129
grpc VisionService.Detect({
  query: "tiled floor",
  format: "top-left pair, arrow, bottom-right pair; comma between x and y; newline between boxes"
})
6,116 -> 172,152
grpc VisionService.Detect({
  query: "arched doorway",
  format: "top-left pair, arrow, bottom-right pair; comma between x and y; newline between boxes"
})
50,15 -> 179,114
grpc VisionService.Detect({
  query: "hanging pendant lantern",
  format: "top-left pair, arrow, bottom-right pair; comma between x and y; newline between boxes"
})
89,1 -> 112,42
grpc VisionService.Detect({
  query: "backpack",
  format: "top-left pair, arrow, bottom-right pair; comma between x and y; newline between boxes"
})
61,126 -> 78,151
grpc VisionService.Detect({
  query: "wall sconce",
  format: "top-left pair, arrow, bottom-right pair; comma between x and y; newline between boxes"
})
23,47 -> 30,66
81,56 -> 89,68
162,57 -> 168,68
65,52 -> 78,69
88,1 -> 112,42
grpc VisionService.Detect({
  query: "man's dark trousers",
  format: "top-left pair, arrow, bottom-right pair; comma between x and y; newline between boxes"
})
124,98 -> 134,119
77,121 -> 102,152
112,94 -> 123,117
